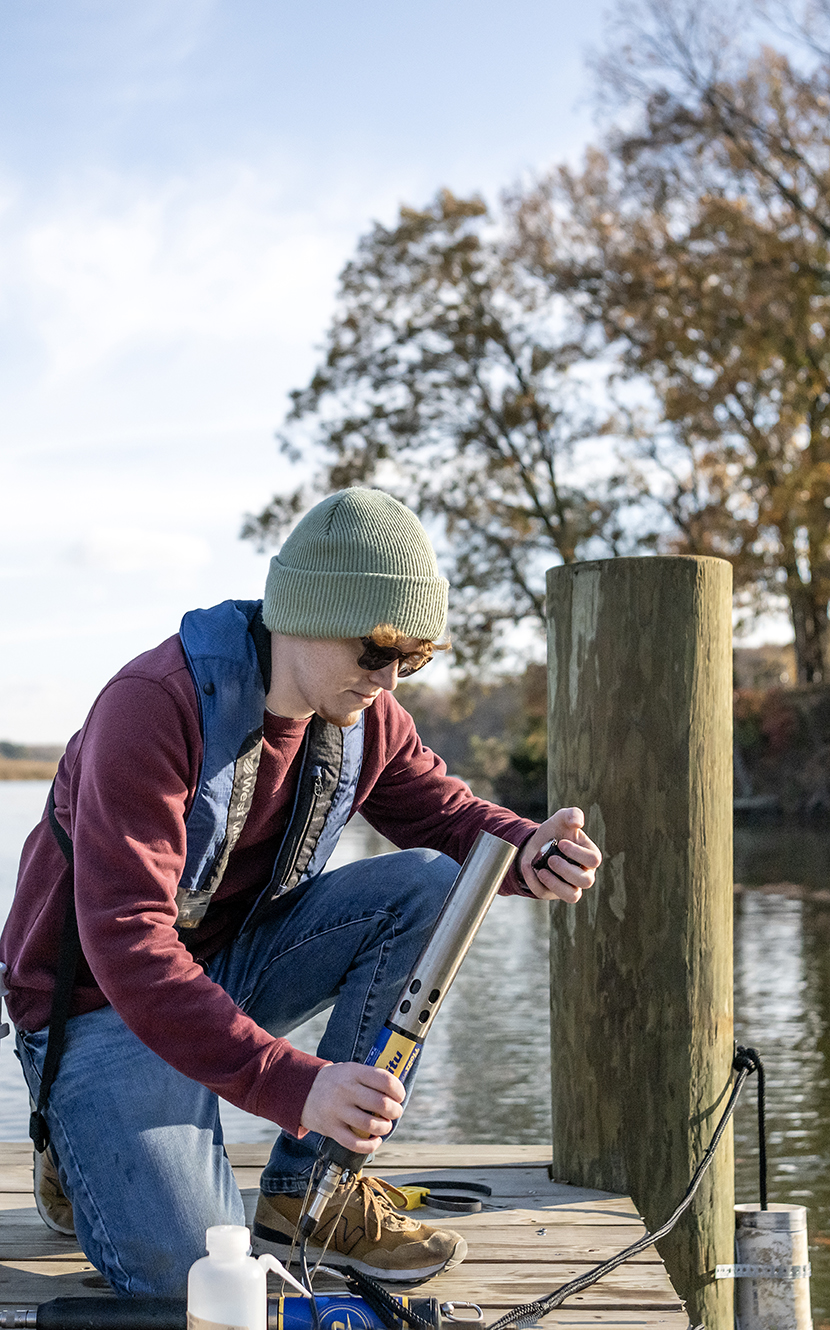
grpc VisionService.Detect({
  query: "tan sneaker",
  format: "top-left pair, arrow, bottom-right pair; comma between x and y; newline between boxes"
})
252,1175 -> 467,1283
33,1143 -> 75,1236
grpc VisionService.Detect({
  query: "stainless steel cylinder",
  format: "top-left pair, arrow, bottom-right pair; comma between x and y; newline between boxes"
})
387,830 -> 517,1040
734,1204 -> 812,1330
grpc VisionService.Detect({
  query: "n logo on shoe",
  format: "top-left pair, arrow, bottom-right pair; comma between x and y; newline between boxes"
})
334,1215 -> 369,1254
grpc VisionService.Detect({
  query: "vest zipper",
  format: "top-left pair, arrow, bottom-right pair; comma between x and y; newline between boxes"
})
279,766 -> 324,889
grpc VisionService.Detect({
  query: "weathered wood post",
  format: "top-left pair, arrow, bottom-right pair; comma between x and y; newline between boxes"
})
546,556 -> 734,1330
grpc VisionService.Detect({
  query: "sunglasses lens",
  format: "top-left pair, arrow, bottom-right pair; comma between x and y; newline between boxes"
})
357,638 -> 430,676
358,640 -> 398,671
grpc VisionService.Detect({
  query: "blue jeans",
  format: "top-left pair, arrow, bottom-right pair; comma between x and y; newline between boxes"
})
16,848 -> 457,1298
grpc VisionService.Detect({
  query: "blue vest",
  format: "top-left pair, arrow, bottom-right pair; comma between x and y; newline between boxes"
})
176,599 -> 364,929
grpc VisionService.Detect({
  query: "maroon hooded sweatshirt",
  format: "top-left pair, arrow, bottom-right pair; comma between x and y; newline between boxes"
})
0,631 -> 537,1137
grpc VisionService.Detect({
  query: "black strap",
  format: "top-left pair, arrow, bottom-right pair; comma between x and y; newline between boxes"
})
29,782 -> 81,1154
407,1179 -> 491,1195
401,1178 -> 492,1213
417,1192 -> 483,1213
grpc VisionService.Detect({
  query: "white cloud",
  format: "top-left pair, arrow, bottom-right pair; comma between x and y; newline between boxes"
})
0,155 -> 423,468
67,526 -> 211,574
12,164 -> 350,381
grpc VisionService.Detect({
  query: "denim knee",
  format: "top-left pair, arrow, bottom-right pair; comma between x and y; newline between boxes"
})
385,848 -> 458,930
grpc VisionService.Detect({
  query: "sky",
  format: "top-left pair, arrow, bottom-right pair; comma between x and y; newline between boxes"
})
0,0 -> 788,745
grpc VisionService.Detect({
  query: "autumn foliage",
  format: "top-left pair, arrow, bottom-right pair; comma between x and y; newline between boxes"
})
245,0 -> 830,683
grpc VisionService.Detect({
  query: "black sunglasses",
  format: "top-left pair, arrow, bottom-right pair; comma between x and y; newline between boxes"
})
357,637 -> 432,678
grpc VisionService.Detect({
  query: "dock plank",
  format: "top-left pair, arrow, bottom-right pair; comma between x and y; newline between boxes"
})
1,1212 -> 663,1266
225,1145 -> 555,1170
0,1143 -> 687,1326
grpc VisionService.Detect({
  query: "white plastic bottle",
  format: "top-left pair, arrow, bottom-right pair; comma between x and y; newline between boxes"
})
187,1225 -> 267,1330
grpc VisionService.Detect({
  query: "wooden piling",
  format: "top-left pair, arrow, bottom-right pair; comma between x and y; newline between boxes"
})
545,556 -> 734,1330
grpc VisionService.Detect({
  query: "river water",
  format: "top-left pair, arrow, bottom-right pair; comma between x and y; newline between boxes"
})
1,782 -> 829,1323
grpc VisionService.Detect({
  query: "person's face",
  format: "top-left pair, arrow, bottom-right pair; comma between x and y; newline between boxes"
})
270,634 -> 423,727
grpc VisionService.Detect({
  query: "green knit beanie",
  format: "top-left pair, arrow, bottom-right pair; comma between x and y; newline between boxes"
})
263,488 -> 449,641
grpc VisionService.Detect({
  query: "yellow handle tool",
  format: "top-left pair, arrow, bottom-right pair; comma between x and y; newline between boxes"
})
390,1181 -> 492,1213
394,1186 -> 432,1211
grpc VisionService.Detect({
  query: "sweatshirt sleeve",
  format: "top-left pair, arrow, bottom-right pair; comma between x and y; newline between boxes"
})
356,694 -> 538,894
66,673 -> 324,1135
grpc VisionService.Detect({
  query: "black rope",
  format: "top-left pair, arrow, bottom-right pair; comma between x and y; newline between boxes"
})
744,1047 -> 767,1209
759,1058 -> 768,1210
344,1268 -> 435,1330
487,1049 -> 761,1330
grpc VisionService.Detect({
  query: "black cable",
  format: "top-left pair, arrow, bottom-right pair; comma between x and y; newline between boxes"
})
756,1051 -> 768,1209
759,1058 -> 768,1210
733,1044 -> 768,1208
344,1268 -> 434,1330
487,1050 -> 758,1330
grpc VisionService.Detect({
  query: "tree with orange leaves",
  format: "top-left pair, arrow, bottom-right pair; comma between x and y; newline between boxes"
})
514,0 -> 830,680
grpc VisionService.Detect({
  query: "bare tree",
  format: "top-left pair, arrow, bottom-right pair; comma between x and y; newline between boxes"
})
512,1 -> 830,680
243,191 -> 630,668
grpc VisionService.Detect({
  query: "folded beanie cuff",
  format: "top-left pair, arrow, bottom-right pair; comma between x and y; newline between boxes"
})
263,561 -> 449,641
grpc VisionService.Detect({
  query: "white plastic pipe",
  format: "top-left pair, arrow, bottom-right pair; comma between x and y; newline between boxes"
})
734,1204 -> 812,1330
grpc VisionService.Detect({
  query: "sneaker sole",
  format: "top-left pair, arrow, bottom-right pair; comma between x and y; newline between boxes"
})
252,1220 -> 467,1283
33,1153 -> 75,1237
28,1098 -> 75,1238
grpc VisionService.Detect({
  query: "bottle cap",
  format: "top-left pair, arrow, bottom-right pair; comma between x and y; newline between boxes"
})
205,1225 -> 251,1258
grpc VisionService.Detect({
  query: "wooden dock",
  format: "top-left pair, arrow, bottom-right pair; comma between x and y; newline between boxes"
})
0,1142 -> 687,1327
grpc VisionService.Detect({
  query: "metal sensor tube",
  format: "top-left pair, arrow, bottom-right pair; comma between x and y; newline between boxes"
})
386,831 -> 519,1041
299,831 -> 517,1237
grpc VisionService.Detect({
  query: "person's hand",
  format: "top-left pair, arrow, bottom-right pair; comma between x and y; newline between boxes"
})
519,806 -> 602,904
300,1062 -> 405,1153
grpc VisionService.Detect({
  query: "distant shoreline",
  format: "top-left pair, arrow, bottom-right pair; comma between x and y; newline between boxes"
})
0,758 -> 59,781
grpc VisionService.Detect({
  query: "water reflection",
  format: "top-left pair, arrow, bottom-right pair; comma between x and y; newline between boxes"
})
397,893 -> 551,1144
735,821 -> 830,891
733,886 -> 830,1326
219,820 -> 553,1147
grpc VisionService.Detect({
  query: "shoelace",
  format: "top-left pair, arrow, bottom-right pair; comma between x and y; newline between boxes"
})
351,1176 -> 412,1242
303,1174 -> 422,1287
